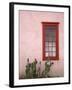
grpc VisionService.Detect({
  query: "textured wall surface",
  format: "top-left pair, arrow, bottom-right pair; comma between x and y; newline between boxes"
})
19,10 -> 64,79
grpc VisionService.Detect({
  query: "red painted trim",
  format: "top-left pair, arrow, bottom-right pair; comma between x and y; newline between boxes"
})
42,22 -> 59,24
42,22 -> 59,61
42,24 -> 44,60
56,24 -> 59,60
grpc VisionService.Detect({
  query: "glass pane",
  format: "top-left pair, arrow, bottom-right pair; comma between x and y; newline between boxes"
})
53,42 -> 56,46
45,42 -> 48,46
49,47 -> 52,51
47,26 -> 57,30
53,47 -> 56,51
45,29 -> 56,41
45,47 -> 48,51
51,32 -> 56,36
45,30 -> 49,36
45,36 -> 49,41
49,52 -> 53,56
45,52 -> 49,57
45,29 -> 56,36
48,37 -> 53,41
45,36 -> 56,42
52,37 -> 56,41
48,42 -> 52,46
53,52 -> 56,56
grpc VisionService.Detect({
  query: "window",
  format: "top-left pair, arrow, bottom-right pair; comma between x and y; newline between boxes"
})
42,22 -> 59,60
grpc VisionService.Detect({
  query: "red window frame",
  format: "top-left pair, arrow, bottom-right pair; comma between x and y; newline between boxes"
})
42,22 -> 59,60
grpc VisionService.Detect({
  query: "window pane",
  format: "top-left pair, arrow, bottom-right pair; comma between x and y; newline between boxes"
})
45,27 -> 56,30
53,47 -> 56,51
45,47 -> 48,51
45,36 -> 49,41
45,30 -> 56,41
45,42 -> 48,46
53,52 -> 56,56
48,37 -> 53,41
49,47 -> 52,51
53,42 -> 56,46
45,29 -> 49,33
49,30 -> 55,35
45,36 -> 53,41
52,37 -> 56,41
49,52 -> 53,56
48,42 -> 52,46
45,30 -> 49,36
51,32 -> 56,36
45,52 -> 49,57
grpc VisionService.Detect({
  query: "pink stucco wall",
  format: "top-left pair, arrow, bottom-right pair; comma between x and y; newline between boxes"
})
19,10 -> 64,79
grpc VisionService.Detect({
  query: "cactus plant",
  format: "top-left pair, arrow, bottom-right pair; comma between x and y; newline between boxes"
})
25,58 -> 54,79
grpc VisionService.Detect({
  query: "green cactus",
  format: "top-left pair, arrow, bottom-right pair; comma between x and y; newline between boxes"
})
25,58 -> 53,78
